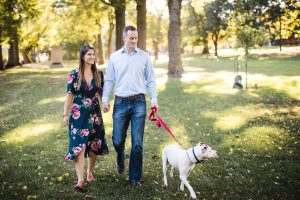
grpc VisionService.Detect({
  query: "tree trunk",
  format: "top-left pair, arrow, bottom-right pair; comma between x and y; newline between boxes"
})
7,38 -> 20,68
136,0 -> 147,51
0,29 -> 3,70
22,48 -> 33,64
106,14 -> 115,59
202,32 -> 209,54
153,40 -> 159,60
168,0 -> 183,77
0,43 -> 3,70
212,30 -> 219,56
97,33 -> 104,64
114,0 -> 125,50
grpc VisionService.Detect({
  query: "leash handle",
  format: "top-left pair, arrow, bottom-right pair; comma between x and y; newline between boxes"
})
149,107 -> 186,149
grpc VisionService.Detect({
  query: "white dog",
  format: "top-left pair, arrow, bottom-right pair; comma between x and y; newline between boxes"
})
162,143 -> 218,199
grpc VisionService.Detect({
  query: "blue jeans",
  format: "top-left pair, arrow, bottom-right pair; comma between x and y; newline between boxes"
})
112,94 -> 146,181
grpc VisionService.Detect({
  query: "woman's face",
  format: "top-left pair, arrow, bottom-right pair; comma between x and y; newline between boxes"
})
83,49 -> 95,65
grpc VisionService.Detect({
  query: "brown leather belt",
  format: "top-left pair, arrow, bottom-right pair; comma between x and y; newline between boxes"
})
115,93 -> 145,101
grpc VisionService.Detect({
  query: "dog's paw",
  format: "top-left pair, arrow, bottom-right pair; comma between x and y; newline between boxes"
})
179,183 -> 184,191
190,194 -> 197,199
170,167 -> 174,177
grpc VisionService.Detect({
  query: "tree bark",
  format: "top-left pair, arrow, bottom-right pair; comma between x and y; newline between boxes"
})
7,37 -> 20,68
97,33 -> 104,64
153,39 -> 159,60
168,0 -> 183,77
22,48 -> 33,64
0,29 -> 3,70
0,43 -> 3,70
202,32 -> 209,54
136,0 -> 147,51
114,0 -> 125,50
212,30 -> 219,56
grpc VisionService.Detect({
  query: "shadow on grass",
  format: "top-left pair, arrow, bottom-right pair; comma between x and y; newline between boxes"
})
0,66 -> 300,199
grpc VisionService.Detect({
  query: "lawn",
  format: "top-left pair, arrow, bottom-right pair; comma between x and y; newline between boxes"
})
0,51 -> 299,200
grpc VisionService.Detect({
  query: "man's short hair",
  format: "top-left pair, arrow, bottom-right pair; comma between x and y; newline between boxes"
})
123,25 -> 137,36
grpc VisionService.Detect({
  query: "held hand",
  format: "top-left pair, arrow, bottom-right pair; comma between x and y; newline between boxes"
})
63,115 -> 69,126
102,103 -> 110,113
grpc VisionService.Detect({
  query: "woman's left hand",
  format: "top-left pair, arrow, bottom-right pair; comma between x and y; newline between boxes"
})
63,115 -> 69,126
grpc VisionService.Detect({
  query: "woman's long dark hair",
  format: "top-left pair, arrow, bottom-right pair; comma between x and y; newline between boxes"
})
77,45 -> 101,90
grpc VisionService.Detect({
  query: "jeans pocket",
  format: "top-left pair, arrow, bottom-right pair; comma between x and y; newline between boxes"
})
114,97 -> 122,105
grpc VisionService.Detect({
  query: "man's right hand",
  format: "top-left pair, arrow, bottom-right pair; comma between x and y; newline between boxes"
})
102,103 -> 110,113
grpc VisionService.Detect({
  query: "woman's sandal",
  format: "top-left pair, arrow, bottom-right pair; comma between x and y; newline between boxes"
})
87,174 -> 94,183
74,180 -> 85,192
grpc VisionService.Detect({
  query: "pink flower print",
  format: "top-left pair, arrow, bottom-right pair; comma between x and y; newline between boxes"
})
72,128 -> 77,135
80,129 -> 89,136
65,153 -> 72,161
87,84 -> 93,91
68,74 -> 74,83
73,146 -> 82,154
92,140 -> 102,151
83,98 -> 92,105
72,111 -> 80,120
71,104 -> 80,112
73,82 -> 78,90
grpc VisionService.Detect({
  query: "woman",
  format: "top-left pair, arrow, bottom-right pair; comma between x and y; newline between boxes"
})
63,45 -> 108,191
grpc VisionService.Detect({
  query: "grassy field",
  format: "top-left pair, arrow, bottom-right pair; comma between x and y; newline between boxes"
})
0,51 -> 299,200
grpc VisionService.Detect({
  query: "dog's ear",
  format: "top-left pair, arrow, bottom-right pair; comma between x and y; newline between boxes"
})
199,141 -> 204,145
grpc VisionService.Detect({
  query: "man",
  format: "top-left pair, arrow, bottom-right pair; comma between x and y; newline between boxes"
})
102,25 -> 158,187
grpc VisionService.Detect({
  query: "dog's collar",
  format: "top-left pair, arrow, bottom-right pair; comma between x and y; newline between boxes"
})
186,148 -> 203,164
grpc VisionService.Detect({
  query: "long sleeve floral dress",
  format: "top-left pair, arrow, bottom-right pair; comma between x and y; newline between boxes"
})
65,68 -> 108,161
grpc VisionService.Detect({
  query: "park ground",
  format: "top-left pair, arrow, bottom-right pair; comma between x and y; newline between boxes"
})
0,47 -> 299,200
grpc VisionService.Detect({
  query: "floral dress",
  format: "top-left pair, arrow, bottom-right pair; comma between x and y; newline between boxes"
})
65,68 -> 108,161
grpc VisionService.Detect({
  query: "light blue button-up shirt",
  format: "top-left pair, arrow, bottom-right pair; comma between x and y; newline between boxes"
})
102,47 -> 158,105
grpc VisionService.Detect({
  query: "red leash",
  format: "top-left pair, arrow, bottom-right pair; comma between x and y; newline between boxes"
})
149,107 -> 186,148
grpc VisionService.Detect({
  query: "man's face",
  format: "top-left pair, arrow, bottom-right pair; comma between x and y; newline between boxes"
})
123,30 -> 138,49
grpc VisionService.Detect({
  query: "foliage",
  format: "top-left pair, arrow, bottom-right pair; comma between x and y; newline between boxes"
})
262,0 -> 300,40
0,0 -> 38,41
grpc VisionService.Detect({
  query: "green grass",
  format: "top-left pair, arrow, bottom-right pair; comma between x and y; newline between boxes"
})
0,52 -> 300,200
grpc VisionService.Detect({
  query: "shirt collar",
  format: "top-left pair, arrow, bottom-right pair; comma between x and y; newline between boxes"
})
121,47 -> 138,54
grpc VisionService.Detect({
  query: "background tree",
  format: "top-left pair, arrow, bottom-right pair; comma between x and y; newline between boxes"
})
136,0 -> 146,51
230,0 -> 268,89
0,0 -> 37,69
204,0 -> 229,56
168,0 -> 183,77
183,0 -> 209,54
19,1 -> 54,63
262,0 -> 299,50
148,12 -> 165,61
100,0 -> 125,50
